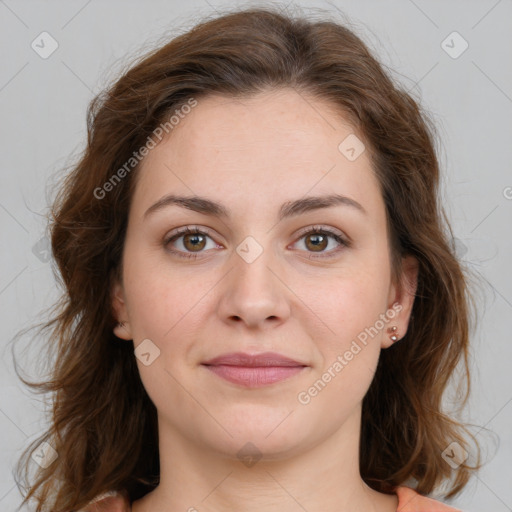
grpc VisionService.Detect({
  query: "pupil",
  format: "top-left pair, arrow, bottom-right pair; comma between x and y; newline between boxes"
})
185,234 -> 205,251
308,234 -> 326,251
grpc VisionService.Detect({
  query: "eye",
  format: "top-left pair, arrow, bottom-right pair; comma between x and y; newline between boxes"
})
163,225 -> 350,260
292,225 -> 349,258
163,226 -> 221,259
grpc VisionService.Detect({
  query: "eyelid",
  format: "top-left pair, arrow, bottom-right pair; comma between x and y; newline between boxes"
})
166,225 -> 216,238
293,224 -> 347,241
163,225 -> 221,247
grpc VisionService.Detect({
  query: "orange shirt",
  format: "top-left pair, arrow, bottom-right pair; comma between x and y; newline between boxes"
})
81,486 -> 463,511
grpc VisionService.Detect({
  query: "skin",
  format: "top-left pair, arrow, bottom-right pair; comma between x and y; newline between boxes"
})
112,88 -> 418,512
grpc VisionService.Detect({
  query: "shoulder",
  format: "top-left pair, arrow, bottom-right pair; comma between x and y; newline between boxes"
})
396,486 -> 464,512
79,490 -> 131,512
79,485 -> 463,512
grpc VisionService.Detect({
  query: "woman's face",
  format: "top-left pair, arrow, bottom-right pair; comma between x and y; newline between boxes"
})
112,88 -> 417,459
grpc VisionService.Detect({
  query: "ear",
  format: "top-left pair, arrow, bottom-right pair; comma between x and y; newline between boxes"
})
383,254 -> 419,348
111,276 -> 133,340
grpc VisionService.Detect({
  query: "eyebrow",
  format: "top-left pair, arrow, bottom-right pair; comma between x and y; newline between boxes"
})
143,193 -> 367,221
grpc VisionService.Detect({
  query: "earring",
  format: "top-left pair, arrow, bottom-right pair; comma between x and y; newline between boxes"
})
117,321 -> 127,329
387,326 -> 399,342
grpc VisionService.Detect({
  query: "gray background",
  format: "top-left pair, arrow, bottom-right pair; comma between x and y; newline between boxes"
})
1,1 -> 511,511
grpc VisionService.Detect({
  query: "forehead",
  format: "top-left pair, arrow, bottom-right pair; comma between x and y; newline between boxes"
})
132,88 -> 383,219
156,89 -> 356,168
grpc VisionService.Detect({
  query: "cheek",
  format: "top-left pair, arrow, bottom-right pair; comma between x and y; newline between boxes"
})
297,345 -> 379,430
300,267 -> 390,403
304,268 -> 390,339
123,249 -> 207,337
297,277 -> 387,411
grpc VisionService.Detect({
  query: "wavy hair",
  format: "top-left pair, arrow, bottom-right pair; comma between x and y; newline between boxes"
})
14,6 -> 483,511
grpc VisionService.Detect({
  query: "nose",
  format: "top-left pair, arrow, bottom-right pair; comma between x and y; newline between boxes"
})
216,249 -> 291,330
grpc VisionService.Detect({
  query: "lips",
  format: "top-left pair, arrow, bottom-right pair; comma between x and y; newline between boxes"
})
201,351 -> 308,388
202,352 -> 305,367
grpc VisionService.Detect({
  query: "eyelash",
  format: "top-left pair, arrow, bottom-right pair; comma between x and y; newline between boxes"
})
163,225 -> 350,260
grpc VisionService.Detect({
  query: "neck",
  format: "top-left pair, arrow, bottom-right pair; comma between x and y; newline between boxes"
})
134,404 -> 398,512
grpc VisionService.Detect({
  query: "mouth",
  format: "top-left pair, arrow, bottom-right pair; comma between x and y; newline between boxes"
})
201,352 -> 308,388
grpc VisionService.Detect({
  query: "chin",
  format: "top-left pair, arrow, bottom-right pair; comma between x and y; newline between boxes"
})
199,409 -> 318,460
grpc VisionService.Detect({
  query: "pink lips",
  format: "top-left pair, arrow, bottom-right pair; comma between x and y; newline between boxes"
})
201,352 -> 307,388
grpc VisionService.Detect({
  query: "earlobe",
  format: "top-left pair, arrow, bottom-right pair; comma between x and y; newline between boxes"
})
113,321 -> 132,340
384,255 -> 419,348
111,279 -> 133,340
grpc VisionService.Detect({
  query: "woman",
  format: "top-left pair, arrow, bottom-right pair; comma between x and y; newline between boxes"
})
15,6 -> 481,512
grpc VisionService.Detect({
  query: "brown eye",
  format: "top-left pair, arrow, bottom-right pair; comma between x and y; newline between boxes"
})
292,227 -> 349,258
305,233 -> 328,252
183,233 -> 207,252
164,227 -> 218,259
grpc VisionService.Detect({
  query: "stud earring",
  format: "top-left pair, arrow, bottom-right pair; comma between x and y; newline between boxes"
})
387,326 -> 399,342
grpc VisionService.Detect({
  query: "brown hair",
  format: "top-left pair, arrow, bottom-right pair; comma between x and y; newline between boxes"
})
14,6 -> 483,511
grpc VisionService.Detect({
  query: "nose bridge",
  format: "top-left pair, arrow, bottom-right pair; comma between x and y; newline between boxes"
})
217,239 -> 291,328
